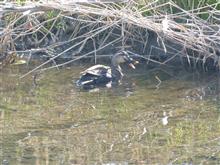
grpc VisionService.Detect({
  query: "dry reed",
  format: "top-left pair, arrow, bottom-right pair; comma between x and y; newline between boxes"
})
0,0 -> 220,76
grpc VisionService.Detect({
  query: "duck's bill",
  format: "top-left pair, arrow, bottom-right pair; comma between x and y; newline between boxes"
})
129,63 -> 136,69
129,60 -> 139,69
134,60 -> 139,64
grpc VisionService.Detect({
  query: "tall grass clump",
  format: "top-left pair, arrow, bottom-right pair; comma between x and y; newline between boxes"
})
1,0 -> 220,75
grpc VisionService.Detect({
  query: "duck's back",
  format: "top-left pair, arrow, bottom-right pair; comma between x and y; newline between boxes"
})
76,64 -> 112,89
81,65 -> 111,76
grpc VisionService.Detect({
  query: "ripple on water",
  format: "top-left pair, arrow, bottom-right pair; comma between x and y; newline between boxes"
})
0,65 -> 220,164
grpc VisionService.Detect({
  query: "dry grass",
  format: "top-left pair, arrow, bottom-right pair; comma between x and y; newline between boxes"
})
1,0 -> 220,76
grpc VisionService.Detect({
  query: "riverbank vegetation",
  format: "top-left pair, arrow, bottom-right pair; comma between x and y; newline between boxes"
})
1,2 -> 220,164
0,0 -> 220,75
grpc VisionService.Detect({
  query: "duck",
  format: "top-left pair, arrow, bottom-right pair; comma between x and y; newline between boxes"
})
76,51 -> 138,90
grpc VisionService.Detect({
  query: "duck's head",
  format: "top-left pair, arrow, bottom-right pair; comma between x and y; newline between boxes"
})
112,51 -> 139,69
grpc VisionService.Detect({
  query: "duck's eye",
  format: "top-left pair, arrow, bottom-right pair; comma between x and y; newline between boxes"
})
124,56 -> 129,61
126,56 -> 133,62
124,55 -> 130,60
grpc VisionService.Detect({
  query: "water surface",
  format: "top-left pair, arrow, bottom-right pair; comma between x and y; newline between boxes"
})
0,64 -> 220,164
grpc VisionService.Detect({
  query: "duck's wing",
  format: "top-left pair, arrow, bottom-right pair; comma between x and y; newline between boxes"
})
81,64 -> 111,77
77,74 -> 98,86
77,65 -> 112,88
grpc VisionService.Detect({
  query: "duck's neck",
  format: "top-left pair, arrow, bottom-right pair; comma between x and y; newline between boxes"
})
111,64 -> 123,82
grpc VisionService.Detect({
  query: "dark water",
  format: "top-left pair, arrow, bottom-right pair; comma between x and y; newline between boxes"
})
0,64 -> 220,165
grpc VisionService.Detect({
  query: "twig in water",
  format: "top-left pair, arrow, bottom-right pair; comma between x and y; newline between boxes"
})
155,75 -> 161,89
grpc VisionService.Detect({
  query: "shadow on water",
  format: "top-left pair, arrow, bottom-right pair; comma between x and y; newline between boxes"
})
0,64 -> 220,165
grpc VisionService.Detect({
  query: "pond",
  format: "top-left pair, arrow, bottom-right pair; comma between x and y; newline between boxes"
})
0,63 -> 220,165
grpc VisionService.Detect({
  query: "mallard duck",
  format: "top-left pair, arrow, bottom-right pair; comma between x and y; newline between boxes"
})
76,51 -> 138,90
